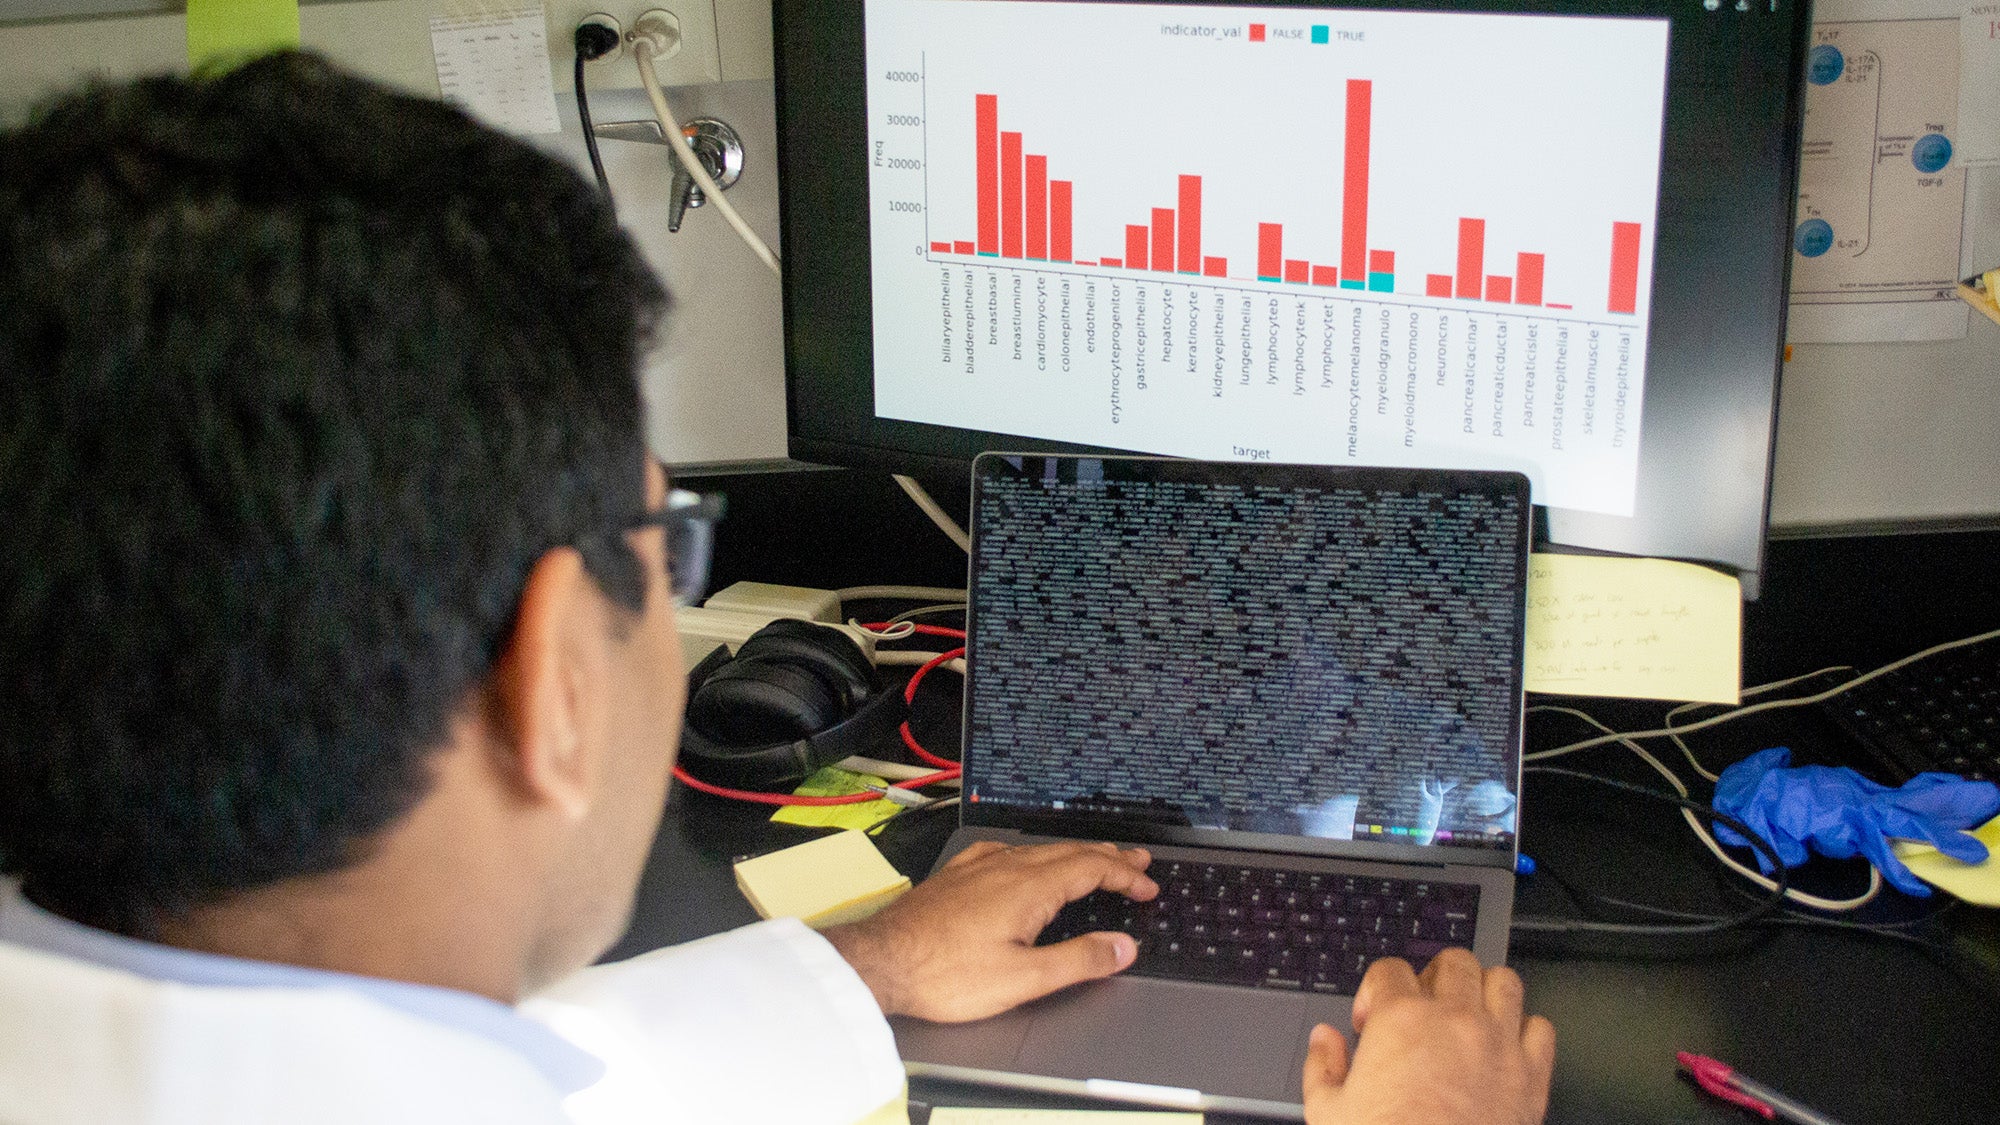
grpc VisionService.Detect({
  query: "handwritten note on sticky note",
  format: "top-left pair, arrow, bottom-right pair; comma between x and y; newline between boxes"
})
1524,554 -> 1741,704
769,766 -> 903,832
924,1104 -> 1200,1112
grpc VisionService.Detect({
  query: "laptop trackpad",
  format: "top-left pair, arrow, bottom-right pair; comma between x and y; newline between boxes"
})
1016,977 -> 1333,1104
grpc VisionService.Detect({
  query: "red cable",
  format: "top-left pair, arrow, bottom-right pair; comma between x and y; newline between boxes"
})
860,622 -> 966,641
674,622 -> 969,806
672,764 -> 960,805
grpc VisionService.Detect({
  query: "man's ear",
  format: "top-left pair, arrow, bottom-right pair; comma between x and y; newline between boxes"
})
487,546 -> 602,820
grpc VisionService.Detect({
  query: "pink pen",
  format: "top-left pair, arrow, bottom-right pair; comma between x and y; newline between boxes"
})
1677,1052 -> 1852,1125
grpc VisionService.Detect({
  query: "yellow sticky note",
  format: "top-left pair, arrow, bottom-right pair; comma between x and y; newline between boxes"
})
1524,554 -> 1741,704
1893,814 -> 2000,906
733,830 -> 911,929
770,766 -> 904,831
924,1104 -> 1192,1112
187,0 -> 301,71
851,1089 -> 912,1125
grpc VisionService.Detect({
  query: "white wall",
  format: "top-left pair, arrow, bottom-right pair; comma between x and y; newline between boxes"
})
0,0 -> 790,468
3,0 -> 1996,523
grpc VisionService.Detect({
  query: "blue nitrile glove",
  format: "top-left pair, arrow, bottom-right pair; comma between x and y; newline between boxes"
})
1711,746 -> 2000,897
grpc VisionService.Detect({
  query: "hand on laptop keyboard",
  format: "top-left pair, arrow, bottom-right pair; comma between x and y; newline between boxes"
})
1302,950 -> 1555,1125
823,840 -> 1159,1023
1038,859 -> 1480,996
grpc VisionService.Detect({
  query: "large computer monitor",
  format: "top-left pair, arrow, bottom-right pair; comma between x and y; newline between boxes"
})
775,0 -> 1811,596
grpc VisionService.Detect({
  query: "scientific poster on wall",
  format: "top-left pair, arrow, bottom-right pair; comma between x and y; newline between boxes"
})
1787,0 -> 1973,343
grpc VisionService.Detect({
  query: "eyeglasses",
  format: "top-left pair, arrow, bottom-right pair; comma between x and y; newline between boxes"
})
624,488 -> 724,607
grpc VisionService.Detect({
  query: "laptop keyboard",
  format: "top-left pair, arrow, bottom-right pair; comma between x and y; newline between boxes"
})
1037,858 -> 1480,997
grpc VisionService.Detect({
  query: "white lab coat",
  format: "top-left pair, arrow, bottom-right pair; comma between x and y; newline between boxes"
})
0,909 -> 905,1125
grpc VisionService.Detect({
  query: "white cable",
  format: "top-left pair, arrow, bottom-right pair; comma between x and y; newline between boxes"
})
836,585 -> 969,603
837,755 -> 964,784
630,41 -> 782,279
1529,705 -> 1882,911
1523,625 -> 2000,763
892,474 -> 972,553
871,650 -> 966,675
1664,665 -> 1857,782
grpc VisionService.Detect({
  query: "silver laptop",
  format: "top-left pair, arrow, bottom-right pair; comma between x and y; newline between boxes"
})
894,453 -> 1532,1120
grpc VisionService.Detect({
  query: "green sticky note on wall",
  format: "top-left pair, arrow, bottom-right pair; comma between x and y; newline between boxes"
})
187,0 -> 301,71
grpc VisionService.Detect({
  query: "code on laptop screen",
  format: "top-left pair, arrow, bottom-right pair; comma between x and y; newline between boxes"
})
964,455 -> 1528,854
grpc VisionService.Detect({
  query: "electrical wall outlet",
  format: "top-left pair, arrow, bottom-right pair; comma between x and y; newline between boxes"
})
549,1 -> 721,91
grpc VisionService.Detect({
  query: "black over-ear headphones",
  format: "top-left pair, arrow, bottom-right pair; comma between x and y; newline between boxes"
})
677,618 -> 908,790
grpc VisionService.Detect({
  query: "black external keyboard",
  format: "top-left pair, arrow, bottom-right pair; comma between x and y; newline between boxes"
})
1822,635 -> 2000,783
1037,858 -> 1479,997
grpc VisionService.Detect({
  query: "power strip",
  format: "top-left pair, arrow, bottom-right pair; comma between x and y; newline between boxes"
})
674,582 -> 877,668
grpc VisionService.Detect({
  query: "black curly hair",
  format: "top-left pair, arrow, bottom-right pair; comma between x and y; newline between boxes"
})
0,52 -> 670,936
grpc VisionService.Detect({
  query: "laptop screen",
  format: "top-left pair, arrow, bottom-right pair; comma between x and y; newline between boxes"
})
963,454 -> 1529,861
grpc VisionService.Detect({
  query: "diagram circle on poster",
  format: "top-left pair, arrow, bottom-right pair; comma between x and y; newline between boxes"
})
1911,133 -> 1953,174
1807,44 -> 1845,85
1794,218 -> 1834,258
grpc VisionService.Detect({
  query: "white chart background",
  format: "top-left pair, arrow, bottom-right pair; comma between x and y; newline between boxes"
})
864,0 -> 1671,515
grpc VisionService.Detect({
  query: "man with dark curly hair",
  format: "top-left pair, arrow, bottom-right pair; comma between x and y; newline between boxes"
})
0,53 -> 1552,1124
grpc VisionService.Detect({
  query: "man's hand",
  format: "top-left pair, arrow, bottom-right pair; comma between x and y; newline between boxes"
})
823,840 -> 1157,1023
1301,949 -> 1555,1125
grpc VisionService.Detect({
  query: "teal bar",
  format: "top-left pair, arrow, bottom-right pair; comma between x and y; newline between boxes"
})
978,251 -> 999,257
1257,275 -> 1282,283
1368,273 -> 1393,291
1340,279 -> 1365,290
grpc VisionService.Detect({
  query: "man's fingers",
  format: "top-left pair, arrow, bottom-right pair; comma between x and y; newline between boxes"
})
1483,964 -> 1527,1026
944,840 -> 1008,868
1301,1022 -> 1351,1104
1418,947 -> 1485,1007
1350,955 -> 1419,1032
1012,932 -> 1137,1003
1046,849 -> 1159,903
1522,1013 -> 1557,1084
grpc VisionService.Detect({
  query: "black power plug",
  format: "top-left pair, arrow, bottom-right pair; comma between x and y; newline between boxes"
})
574,21 -> 621,63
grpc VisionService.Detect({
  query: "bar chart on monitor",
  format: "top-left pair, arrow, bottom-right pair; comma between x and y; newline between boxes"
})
863,0 -> 1670,515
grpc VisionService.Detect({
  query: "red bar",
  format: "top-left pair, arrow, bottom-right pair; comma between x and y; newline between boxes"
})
1025,155 -> 1048,260
1342,80 -> 1372,286
1151,208 -> 1175,273
1609,221 -> 1642,314
1546,302 -> 1573,310
1203,256 -> 1227,277
1487,276 -> 1513,303
976,95 -> 998,255
1312,265 -> 1339,287
930,241 -> 952,253
1177,175 -> 1202,274
1516,253 -> 1545,306
1250,23 -> 1266,41
1050,181 -> 1073,262
1126,224 -> 1149,271
1283,259 -> 1309,283
954,240 -> 975,256
1099,258 -> 1121,267
1076,259 -> 1097,266
1456,218 -> 1485,301
1001,132 -> 1023,259
1369,249 -> 1395,275
1426,274 -> 1453,297
1257,222 -> 1283,279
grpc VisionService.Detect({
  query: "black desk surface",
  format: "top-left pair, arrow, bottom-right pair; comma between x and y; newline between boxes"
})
620,472 -> 2000,1124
